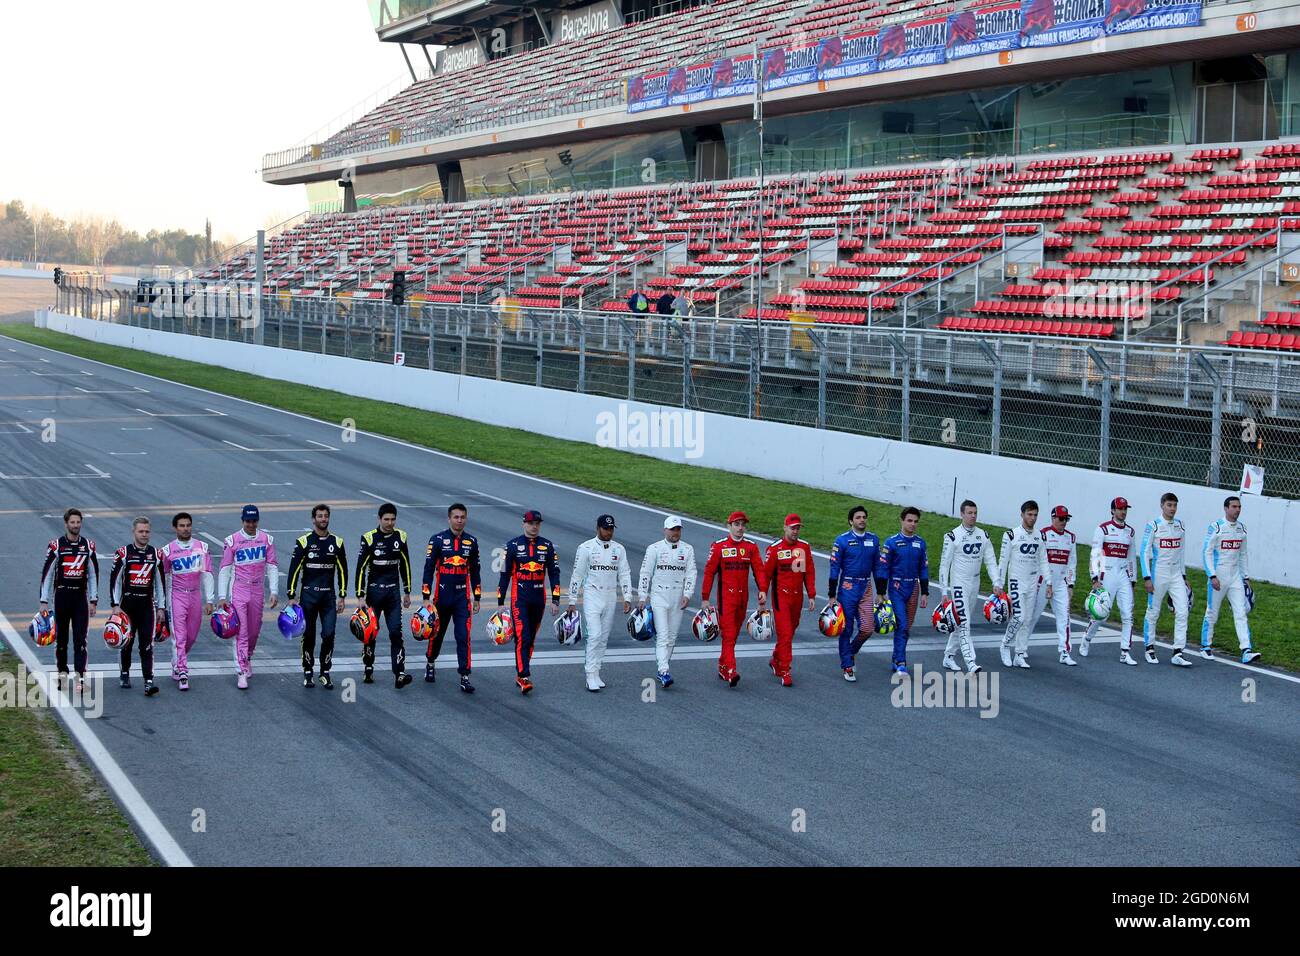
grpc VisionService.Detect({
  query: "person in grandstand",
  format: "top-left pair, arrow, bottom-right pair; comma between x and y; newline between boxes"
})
219,505 -> 280,690
876,507 -> 929,676
1139,493 -> 1192,667
159,512 -> 215,692
1080,497 -> 1137,665
828,504 -> 879,682
701,511 -> 767,688
286,504 -> 348,689
938,500 -> 1001,674
354,502 -> 414,688
997,501 -> 1048,670
39,508 -> 99,692
568,515 -> 633,692
109,517 -> 167,697
421,503 -> 481,694
1026,505 -> 1079,666
764,515 -> 816,687
498,510 -> 562,694
1201,496 -> 1257,664
637,516 -> 697,689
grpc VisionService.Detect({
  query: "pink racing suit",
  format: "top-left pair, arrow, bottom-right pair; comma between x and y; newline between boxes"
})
159,537 -> 215,678
219,530 -> 279,676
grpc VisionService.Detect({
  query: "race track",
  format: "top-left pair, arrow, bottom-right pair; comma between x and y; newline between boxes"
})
1,331 -> 1296,866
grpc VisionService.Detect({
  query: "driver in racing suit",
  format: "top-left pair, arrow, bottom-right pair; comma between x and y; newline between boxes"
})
637,516 -> 697,689
764,514 -> 816,687
938,500 -> 1000,674
218,505 -> 280,690
285,504 -> 348,689
1026,506 -> 1078,666
110,516 -> 167,697
498,510 -> 562,694
701,510 -> 767,688
876,507 -> 928,675
568,514 -> 632,692
354,503 -> 414,688
997,500 -> 1048,669
1139,492 -> 1191,667
159,512 -> 214,692
1081,497 -> 1137,665
827,504 -> 879,682
1200,495 -> 1256,663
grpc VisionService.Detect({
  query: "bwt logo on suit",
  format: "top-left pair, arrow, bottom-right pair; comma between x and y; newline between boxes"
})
49,887 -> 151,936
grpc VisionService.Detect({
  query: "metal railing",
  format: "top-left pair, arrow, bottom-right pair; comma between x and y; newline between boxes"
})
54,285 -> 1300,498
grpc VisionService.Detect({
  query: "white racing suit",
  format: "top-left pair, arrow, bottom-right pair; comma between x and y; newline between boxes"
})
1201,519 -> 1251,653
637,538 -> 698,674
997,525 -> 1048,657
568,537 -> 632,680
1140,515 -> 1188,651
1028,527 -> 1077,654
939,524 -> 999,669
1084,520 -> 1136,650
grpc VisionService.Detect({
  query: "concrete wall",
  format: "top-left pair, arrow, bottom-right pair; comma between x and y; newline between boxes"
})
38,310 -> 1300,585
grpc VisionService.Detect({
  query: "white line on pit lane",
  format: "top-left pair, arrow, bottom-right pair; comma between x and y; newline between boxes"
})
0,609 -> 193,866
469,488 -> 521,507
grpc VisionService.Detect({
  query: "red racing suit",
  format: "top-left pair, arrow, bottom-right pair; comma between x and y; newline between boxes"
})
701,537 -> 767,673
764,539 -> 816,675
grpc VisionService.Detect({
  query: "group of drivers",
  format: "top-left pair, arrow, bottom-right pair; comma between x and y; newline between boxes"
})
30,490 -> 1257,697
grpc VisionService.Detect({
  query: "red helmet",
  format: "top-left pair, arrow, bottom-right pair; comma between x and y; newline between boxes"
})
103,610 -> 131,649
350,606 -> 379,644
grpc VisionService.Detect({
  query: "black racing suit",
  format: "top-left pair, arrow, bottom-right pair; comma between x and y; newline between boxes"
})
40,535 -> 100,675
110,543 -> 166,681
421,529 -> 482,676
286,532 -> 348,675
355,527 -> 412,675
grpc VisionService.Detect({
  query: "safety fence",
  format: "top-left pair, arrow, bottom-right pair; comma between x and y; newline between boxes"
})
54,285 -> 1300,498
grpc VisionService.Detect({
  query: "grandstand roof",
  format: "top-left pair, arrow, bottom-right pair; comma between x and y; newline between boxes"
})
374,0 -> 589,46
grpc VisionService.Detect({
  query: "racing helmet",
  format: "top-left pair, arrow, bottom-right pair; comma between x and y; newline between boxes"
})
627,606 -> 655,642
691,607 -> 719,642
818,602 -> 846,638
103,610 -> 130,649
745,609 -> 774,642
554,607 -> 582,646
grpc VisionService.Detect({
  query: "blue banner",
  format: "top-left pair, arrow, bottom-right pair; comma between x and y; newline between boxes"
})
816,31 -> 881,81
878,17 -> 949,73
947,3 -> 1022,60
625,0 -> 1201,112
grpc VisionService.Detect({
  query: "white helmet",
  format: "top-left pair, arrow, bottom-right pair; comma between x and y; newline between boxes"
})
486,609 -> 514,645
554,607 -> 582,646
692,607 -> 719,642
626,606 -> 655,641
1085,587 -> 1113,621
745,609 -> 774,642
983,594 -> 1009,627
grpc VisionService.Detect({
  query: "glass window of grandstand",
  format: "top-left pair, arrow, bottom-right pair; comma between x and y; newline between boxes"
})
460,131 -> 690,198
1195,53 -> 1295,144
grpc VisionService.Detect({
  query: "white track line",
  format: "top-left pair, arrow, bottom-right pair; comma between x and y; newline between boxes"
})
0,610 -> 193,867
6,331 -> 1293,685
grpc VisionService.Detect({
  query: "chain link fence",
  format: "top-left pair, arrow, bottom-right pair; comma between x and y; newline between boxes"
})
55,283 -> 1300,498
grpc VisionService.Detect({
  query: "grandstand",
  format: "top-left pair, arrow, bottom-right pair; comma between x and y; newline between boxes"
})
218,0 -> 1300,349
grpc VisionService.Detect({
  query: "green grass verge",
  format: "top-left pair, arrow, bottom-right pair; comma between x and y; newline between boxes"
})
6,324 -> 1297,670
0,651 -> 154,866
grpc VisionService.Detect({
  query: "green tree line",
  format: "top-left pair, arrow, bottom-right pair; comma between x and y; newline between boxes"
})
0,200 -> 226,269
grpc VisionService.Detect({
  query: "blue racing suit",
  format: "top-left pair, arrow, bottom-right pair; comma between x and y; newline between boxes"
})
497,535 -> 561,678
876,532 -> 929,665
422,529 -> 481,676
828,529 -> 880,669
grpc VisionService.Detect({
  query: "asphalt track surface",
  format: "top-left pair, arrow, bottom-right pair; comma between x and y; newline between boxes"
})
0,331 -> 1296,867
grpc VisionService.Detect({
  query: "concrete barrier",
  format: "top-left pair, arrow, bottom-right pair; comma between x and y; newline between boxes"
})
38,310 -> 1300,585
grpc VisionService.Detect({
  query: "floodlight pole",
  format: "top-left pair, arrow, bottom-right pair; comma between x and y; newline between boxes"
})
752,40 -> 765,419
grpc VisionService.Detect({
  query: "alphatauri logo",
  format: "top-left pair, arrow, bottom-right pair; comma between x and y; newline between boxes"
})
50,886 -> 151,936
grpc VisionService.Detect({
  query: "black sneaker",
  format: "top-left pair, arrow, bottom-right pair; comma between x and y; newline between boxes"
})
303,671 -> 315,688
459,675 -> 475,694
119,673 -> 131,689
395,672 -> 413,689
143,681 -> 159,697
363,668 -> 374,684
424,663 -> 436,683
318,672 -> 333,690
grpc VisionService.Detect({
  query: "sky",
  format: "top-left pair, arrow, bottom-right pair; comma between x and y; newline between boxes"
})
0,0 -> 413,242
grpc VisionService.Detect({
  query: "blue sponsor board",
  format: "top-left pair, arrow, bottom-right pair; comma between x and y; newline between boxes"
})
947,3 -> 1023,60
666,62 -> 719,107
709,53 -> 758,99
627,69 -> 671,113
